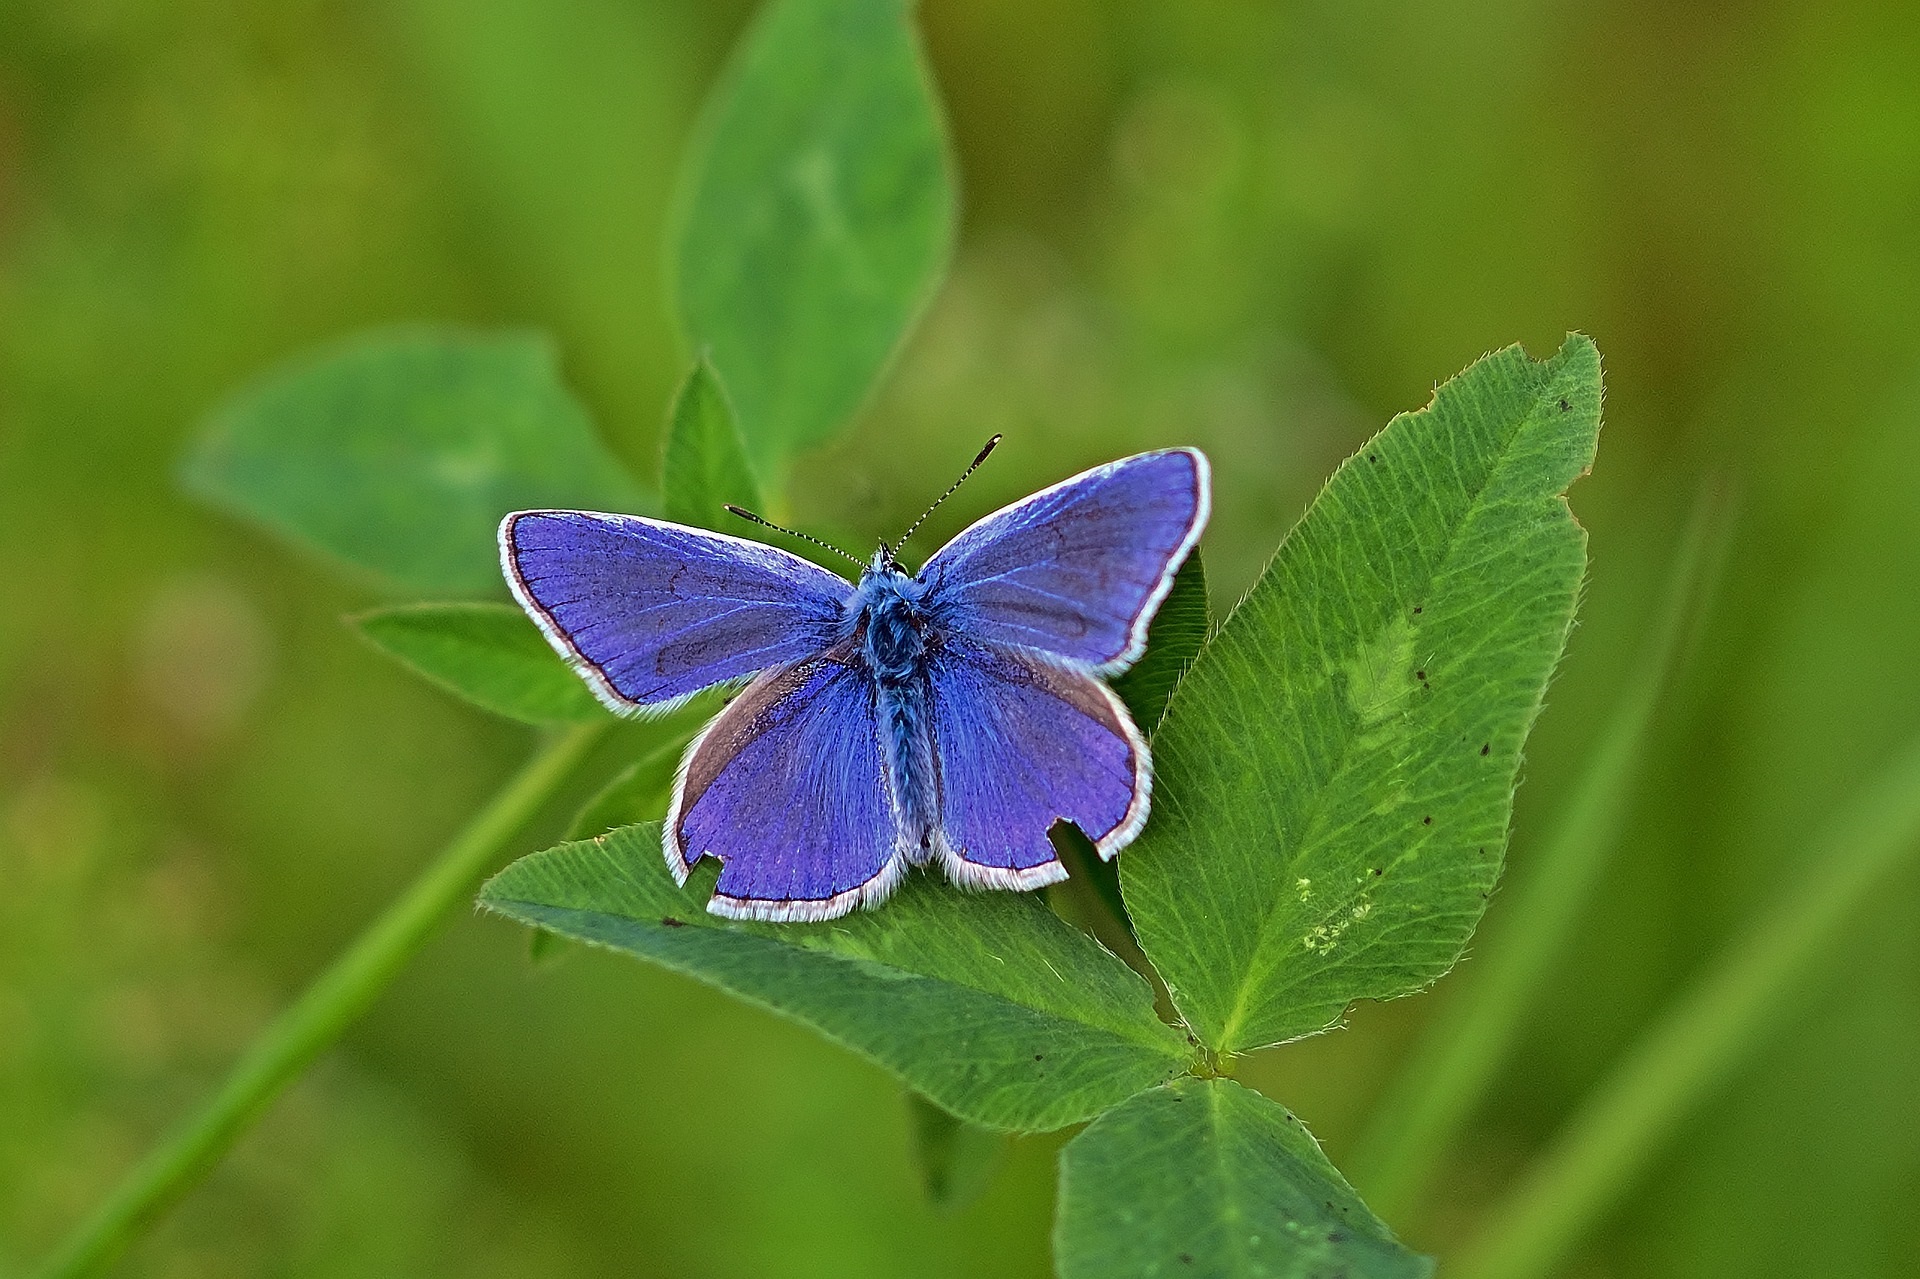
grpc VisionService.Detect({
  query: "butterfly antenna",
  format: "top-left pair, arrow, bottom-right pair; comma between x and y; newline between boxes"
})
723,505 -> 867,570
891,435 -> 1002,561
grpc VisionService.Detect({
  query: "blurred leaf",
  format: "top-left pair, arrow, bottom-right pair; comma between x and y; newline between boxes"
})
905,1091 -> 1007,1213
1055,1077 -> 1432,1279
389,0 -> 687,437
669,0 -> 955,470
564,733 -> 698,841
1123,337 -> 1602,1054
1111,550 -> 1210,736
352,602 -> 610,725
183,328 -> 646,595
1452,731 -> 1920,1279
480,823 -> 1194,1130
661,357 -> 762,530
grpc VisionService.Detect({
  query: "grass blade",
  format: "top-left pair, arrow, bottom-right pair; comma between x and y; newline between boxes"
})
1450,730 -> 1920,1279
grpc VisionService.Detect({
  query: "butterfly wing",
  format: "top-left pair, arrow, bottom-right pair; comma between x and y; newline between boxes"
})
501,510 -> 853,713
919,448 -> 1209,673
667,646 -> 904,921
929,637 -> 1150,886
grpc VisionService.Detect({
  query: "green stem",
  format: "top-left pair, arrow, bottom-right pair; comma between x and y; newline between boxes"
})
1451,731 -> 1920,1279
1051,834 -> 1177,1024
36,721 -> 610,1279
1350,489 -> 1729,1219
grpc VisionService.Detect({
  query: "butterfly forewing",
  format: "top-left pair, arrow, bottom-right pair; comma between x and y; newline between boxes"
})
918,448 -> 1210,673
500,511 -> 852,712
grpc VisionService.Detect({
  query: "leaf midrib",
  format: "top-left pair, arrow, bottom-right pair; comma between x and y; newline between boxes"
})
487,891 -> 1190,1061
1203,1083 -> 1256,1277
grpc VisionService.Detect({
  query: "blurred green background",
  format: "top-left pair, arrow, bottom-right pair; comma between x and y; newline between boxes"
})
3,1 -> 1918,1275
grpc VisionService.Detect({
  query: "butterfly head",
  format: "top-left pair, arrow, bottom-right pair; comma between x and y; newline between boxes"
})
852,563 -> 931,681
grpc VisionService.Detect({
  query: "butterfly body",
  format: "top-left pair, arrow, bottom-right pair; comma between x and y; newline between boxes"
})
853,558 -> 933,682
850,558 -> 943,859
503,447 -> 1210,921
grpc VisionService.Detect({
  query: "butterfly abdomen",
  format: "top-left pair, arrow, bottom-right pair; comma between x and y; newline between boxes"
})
878,678 -> 939,861
856,571 -> 942,860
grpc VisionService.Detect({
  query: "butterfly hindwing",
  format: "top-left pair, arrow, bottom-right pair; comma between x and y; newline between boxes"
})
929,637 -> 1149,886
667,648 -> 904,921
919,448 -> 1209,673
501,511 -> 852,712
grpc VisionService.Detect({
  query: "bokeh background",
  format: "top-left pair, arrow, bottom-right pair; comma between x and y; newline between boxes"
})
4,1 -> 1919,1275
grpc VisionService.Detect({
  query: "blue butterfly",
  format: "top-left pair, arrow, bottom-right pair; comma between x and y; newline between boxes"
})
500,443 -> 1210,921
